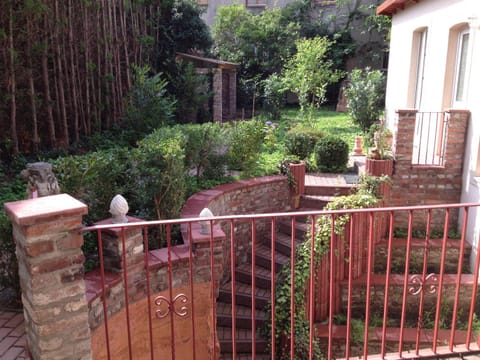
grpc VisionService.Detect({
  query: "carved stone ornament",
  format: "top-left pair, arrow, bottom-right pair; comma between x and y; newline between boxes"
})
199,208 -> 214,234
21,162 -> 60,198
109,194 -> 129,224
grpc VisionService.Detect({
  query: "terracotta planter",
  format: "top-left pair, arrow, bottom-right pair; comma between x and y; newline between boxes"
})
365,158 -> 393,177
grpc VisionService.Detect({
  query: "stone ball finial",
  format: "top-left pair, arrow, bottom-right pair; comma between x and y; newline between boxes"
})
109,194 -> 129,224
199,208 -> 214,234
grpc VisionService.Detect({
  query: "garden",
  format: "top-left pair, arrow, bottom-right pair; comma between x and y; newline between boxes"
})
0,0 -> 390,305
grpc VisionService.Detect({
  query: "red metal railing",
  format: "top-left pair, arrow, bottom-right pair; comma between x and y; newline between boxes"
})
83,202 -> 480,359
412,112 -> 449,166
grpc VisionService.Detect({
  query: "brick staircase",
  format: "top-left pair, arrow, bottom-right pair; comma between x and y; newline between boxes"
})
216,174 -> 478,359
217,177 -> 346,359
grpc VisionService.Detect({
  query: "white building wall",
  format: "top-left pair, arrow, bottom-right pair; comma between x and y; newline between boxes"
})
384,0 -> 480,256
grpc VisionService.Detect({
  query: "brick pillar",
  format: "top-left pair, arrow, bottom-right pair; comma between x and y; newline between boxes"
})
4,194 -> 92,360
393,109 -> 417,164
228,70 -> 237,120
444,109 -> 469,172
94,217 -> 145,301
213,69 -> 222,122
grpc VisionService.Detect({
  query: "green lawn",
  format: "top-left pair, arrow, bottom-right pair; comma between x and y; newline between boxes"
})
254,107 -> 363,176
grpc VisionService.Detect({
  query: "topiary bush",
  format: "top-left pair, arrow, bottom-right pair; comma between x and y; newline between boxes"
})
285,126 -> 324,160
314,135 -> 349,173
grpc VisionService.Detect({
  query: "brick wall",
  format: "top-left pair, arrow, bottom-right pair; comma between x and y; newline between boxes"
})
391,109 -> 470,229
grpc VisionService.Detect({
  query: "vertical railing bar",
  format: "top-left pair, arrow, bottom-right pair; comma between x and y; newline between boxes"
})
466,225 -> 480,348
209,220 -> 217,360
362,212 -> 375,359
230,219 -> 237,359
166,224 -> 176,360
417,113 -> 424,165
431,113 -> 439,165
251,219 -> 257,359
143,227 -> 154,360
415,210 -> 432,355
315,214 -> 323,360
327,215 -> 334,360
97,229 -> 112,360
450,207 -> 469,350
345,213 -> 355,359
271,217 -> 276,360
424,113 -> 432,165
381,211 -> 395,359
399,210 -> 414,356
433,209 -> 450,352
290,216 -> 296,360
120,227 -> 134,360
187,223 -> 197,360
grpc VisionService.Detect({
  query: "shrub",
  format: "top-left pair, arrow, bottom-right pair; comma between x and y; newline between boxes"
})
123,65 -> 176,142
226,119 -> 265,174
345,67 -> 386,132
285,126 -> 324,160
180,123 -> 227,183
314,135 -> 349,173
262,73 -> 286,120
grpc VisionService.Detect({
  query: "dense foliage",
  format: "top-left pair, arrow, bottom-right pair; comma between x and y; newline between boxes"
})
345,67 -> 386,132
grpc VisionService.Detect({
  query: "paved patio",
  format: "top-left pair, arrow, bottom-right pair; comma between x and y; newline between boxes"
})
0,310 -> 27,359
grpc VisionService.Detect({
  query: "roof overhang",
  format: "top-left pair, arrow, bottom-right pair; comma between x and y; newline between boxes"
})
377,0 -> 421,16
176,52 -> 239,70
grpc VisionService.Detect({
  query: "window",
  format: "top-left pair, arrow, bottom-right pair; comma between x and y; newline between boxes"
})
414,30 -> 428,109
453,30 -> 470,105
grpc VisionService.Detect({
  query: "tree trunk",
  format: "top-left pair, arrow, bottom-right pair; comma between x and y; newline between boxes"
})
41,12 -> 56,148
26,13 -> 40,152
8,3 -> 19,155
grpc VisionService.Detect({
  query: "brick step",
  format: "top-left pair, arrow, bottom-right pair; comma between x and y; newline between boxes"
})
339,274 -> 477,321
304,184 -> 353,197
217,326 -> 267,354
299,194 -> 333,209
261,232 -> 300,257
235,264 -> 273,289
276,219 -> 310,240
216,302 -> 266,329
218,281 -> 270,310
254,243 -> 290,273
374,238 -> 471,274
219,354 -> 271,360
316,324 -> 480,359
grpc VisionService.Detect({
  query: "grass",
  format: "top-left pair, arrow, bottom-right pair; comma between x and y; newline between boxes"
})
251,106 -> 362,177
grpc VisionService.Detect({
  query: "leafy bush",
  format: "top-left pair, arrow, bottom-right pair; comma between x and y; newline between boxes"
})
345,67 -> 386,132
285,126 -> 324,160
123,65 -> 176,142
180,123 -> 227,183
314,135 -> 349,173
132,127 -> 187,221
226,119 -> 265,174
262,73 -> 285,120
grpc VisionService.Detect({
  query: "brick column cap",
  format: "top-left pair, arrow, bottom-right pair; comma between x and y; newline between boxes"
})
395,109 -> 418,115
445,109 -> 471,114
4,194 -> 87,226
94,216 -> 144,235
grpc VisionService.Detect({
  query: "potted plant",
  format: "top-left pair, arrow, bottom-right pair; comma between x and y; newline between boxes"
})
365,122 -> 394,178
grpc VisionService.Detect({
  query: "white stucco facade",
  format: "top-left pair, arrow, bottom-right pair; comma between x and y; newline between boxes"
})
382,0 -> 480,254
